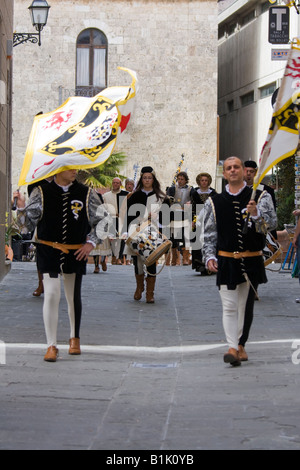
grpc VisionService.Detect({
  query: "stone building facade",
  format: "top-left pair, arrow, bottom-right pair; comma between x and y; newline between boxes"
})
0,1 -> 13,282
218,0 -> 299,163
12,0 -> 218,193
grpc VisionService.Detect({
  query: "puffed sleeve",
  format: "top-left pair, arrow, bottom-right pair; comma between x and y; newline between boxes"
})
202,197 -> 218,267
16,187 -> 43,233
87,189 -> 115,244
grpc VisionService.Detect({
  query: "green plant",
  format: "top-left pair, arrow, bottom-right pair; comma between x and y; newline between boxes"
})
5,217 -> 22,245
77,151 -> 128,189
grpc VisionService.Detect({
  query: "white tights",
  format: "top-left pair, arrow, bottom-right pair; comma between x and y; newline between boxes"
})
219,282 -> 250,350
43,273 -> 81,347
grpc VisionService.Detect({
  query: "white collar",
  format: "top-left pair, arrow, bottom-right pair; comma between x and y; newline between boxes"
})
142,189 -> 153,195
197,188 -> 211,194
54,177 -> 73,193
225,181 -> 246,196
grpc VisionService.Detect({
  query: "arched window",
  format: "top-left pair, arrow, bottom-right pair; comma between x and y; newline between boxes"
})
76,28 -> 108,96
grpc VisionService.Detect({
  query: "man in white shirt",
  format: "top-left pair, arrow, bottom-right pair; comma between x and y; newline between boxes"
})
103,177 -> 129,264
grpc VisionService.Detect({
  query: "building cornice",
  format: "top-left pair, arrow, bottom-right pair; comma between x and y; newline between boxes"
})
219,0 -> 258,24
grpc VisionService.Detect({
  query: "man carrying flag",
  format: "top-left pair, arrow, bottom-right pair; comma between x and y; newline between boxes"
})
203,157 -> 277,367
205,38 -> 300,366
14,170 -> 112,362
13,68 -> 137,362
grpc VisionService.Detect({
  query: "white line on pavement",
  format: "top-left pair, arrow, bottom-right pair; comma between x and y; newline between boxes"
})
3,339 -> 299,354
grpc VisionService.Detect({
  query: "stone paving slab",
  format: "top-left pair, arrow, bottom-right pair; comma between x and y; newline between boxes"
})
0,262 -> 300,450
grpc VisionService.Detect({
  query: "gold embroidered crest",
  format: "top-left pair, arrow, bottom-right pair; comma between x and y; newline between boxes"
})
71,200 -> 84,220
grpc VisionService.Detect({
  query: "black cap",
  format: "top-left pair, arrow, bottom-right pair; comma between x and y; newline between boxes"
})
244,160 -> 257,169
141,166 -> 154,174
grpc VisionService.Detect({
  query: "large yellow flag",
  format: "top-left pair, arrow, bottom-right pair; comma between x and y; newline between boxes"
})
253,39 -> 300,190
18,67 -> 138,186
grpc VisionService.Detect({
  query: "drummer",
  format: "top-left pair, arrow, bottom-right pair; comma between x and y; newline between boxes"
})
125,166 -> 170,303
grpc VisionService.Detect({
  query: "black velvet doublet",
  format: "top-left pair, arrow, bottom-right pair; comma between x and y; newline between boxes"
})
36,180 -> 91,275
212,186 -> 267,289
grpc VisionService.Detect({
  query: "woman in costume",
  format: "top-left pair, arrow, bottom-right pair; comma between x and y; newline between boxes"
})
126,166 -> 170,303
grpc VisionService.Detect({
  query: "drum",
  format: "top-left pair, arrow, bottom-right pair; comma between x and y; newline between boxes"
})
263,232 -> 282,266
126,221 -> 172,267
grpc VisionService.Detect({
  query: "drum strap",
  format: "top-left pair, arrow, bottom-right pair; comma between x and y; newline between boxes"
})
144,261 -> 167,277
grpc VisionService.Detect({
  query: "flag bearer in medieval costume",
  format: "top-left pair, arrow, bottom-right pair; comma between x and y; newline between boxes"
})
203,157 -> 277,367
125,166 -> 170,303
14,170 -> 112,363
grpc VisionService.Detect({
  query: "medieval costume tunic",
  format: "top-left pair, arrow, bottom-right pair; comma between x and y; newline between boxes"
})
202,182 -> 277,358
125,164 -> 171,304
103,188 -> 129,227
90,192 -> 112,272
19,179 -> 109,275
103,188 -> 129,262
165,183 -> 192,265
167,184 -> 192,208
126,189 -> 170,276
203,183 -> 277,289
190,186 -> 217,273
17,178 -> 111,357
166,184 -> 192,243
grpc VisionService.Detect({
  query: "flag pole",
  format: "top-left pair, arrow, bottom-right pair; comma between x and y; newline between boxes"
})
242,38 -> 300,234
171,153 -> 185,187
242,187 -> 257,234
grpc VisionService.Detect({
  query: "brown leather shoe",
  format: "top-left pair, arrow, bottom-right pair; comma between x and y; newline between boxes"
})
33,271 -> 44,296
44,346 -> 59,362
223,348 -> 241,367
238,345 -> 248,361
69,338 -> 81,355
33,285 -> 44,296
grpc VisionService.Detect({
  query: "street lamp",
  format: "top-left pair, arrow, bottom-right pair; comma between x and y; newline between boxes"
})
13,1 -> 51,47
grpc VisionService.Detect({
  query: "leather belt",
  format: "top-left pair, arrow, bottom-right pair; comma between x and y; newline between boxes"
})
36,239 -> 83,254
218,250 -> 263,259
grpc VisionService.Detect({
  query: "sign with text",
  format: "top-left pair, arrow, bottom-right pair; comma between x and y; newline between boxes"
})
269,6 -> 289,44
271,49 -> 289,60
